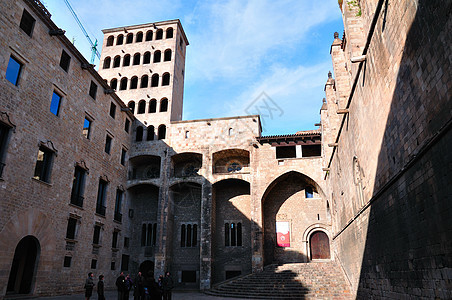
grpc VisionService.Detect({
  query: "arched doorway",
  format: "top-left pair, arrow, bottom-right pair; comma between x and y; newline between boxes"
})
139,260 -> 155,278
309,231 -> 330,259
7,236 -> 40,295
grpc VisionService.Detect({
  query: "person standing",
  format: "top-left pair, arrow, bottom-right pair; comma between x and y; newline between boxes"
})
116,271 -> 126,300
162,272 -> 174,300
134,272 -> 144,300
97,275 -> 105,300
84,272 -> 95,300
124,274 -> 133,300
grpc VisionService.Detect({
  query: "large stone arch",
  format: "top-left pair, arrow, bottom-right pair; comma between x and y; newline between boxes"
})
0,207 -> 56,297
261,171 -> 327,265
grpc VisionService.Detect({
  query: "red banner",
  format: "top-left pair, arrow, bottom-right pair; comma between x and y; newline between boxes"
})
276,221 -> 290,247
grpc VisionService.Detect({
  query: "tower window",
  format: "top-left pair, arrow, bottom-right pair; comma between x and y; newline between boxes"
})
143,52 -> 151,64
116,34 -> 124,45
103,57 -> 111,69
123,54 -> 130,67
120,78 -> 128,90
162,73 -> 170,86
151,74 -> 159,87
130,76 -> 138,89
137,100 -> 146,114
133,53 -> 140,65
158,125 -> 166,140
136,126 -> 143,142
147,126 -> 154,141
5,56 -> 23,86
126,33 -> 133,44
110,78 -> 118,90
164,49 -> 172,61
113,56 -> 121,68
124,119 -> 130,133
166,28 -> 173,39
153,51 -> 161,63
148,99 -> 157,113
106,35 -> 114,46
59,50 -> 71,72
114,189 -> 123,222
136,32 -> 143,42
19,9 -> 35,37
160,98 -> 168,112
145,30 -> 153,41
156,29 -> 163,40
120,148 -> 127,166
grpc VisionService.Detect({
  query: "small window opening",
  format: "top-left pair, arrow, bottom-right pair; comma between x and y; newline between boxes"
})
20,9 -> 35,36
89,81 -> 98,99
133,53 -> 140,65
148,100 -> 157,113
147,126 -> 154,141
136,32 -> 143,42
126,33 -> 133,44
151,74 -> 159,87
160,98 -> 168,112
136,126 -> 143,142
106,36 -> 114,46
145,30 -> 153,41
162,73 -> 170,86
128,101 -> 135,114
166,28 -> 173,39
110,78 -> 118,90
113,56 -> 121,68
153,51 -> 161,63
123,54 -> 130,67
164,49 -> 172,61
50,91 -> 62,116
120,78 -> 128,90
103,57 -> 111,69
140,75 -> 149,88
105,135 -> 112,154
143,52 -> 151,64
116,34 -> 124,45
156,29 -> 163,40
137,100 -> 146,114
6,56 -> 23,86
158,125 -> 166,140
110,102 -> 116,118
130,76 -> 138,89
59,50 -> 71,72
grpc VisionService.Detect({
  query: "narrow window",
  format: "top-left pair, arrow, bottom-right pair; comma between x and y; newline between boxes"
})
148,99 -> 157,113
185,131 -> 189,139
59,50 -> 71,72
130,76 -> 138,89
112,231 -> 118,248
123,54 -> 130,67
231,223 -> 237,246
147,224 -> 152,246
305,186 -> 314,198
121,255 -> 129,271
143,52 -> 151,64
89,81 -> 98,99
179,37 -> 183,48
237,222 -> 242,246
181,224 -> 186,247
153,51 -> 161,63
91,259 -> 97,269
164,49 -> 172,61
6,56 -> 23,86
156,29 -> 163,40
33,146 -> 54,183
147,126 -> 154,141
103,57 -> 111,69
136,32 -> 143,42
151,74 -> 159,87
111,262 -> 116,270
152,223 -> 157,246
96,179 -> 108,216
120,149 -> 127,166
162,73 -> 170,86
120,78 -> 128,90
128,101 -> 135,114
192,224 -> 197,246
160,98 -> 168,112
107,35 -> 114,46
133,53 -> 140,65
225,223 -> 230,246
105,135 -> 112,154
0,122 -> 12,178
110,102 -> 116,118
187,224 -> 192,247
110,78 -> 118,90
136,126 -> 143,142
124,237 -> 129,248
114,189 -> 123,222
140,75 -> 149,88
141,224 -> 146,246
113,56 -> 121,68
50,91 -> 62,116
124,119 -> 130,133
126,33 -> 133,44
63,256 -> 72,268
66,217 -> 77,239
158,125 -> 166,140
70,166 -> 86,207
166,28 -> 173,39
116,34 -> 124,45
19,9 -> 35,37
145,30 -> 153,41
93,225 -> 101,244
138,100 -> 146,114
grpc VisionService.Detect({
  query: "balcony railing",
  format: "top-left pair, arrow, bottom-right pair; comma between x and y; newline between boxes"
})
114,212 -> 122,223
213,164 -> 250,174
96,204 -> 106,216
0,162 -> 5,178
70,194 -> 84,207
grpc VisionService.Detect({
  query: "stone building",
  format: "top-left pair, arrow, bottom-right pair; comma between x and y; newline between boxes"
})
0,0 -> 450,299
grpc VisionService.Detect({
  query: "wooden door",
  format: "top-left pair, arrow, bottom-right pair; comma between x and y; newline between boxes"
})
310,231 -> 330,259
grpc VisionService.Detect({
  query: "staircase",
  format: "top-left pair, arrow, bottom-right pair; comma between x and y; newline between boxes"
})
206,261 -> 353,299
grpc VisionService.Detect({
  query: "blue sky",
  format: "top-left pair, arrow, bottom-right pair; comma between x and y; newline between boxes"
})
43,0 -> 343,136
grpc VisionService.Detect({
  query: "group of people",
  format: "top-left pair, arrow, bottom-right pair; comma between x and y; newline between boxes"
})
84,271 -> 174,300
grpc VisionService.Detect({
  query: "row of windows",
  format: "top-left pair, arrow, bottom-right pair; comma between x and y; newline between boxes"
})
136,125 -> 166,142
106,27 -> 174,46
110,73 -> 170,91
128,98 -> 168,115
103,49 -> 172,69
64,254 -> 129,272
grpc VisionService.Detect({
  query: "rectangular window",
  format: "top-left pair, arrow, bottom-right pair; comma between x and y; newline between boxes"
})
105,135 -> 112,154
124,237 -> 129,248
93,225 -> 101,245
181,224 -> 197,248
33,146 -> 53,183
19,9 -> 35,36
0,122 -> 12,178
50,91 -> 62,116
225,222 -> 242,247
59,50 -> 71,72
91,259 -> 97,269
301,144 -> 321,157
121,254 -> 129,271
89,81 -> 98,99
70,166 -> 86,207
6,56 -> 23,86
63,256 -> 72,268
276,146 -> 296,159
141,223 -> 157,247
96,179 -> 108,216
110,102 -> 116,118
66,217 -> 77,240
114,189 -> 123,222
83,117 -> 92,139
112,231 -> 118,248
124,119 -> 130,133
111,261 -> 116,271
120,148 -> 127,166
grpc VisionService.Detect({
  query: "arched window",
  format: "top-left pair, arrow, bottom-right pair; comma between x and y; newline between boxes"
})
136,126 -> 143,142
143,52 -> 151,64
133,53 -> 140,65
164,49 -> 172,61
160,98 -> 168,112
305,186 -> 313,198
120,77 -> 128,90
116,34 -> 124,45
156,29 -> 163,40
162,73 -> 170,86
158,125 -> 166,139
228,128 -> 233,136
151,74 -> 159,87
145,30 -> 153,41
126,33 -> 133,44
128,101 -> 135,114
103,57 -> 111,69
110,78 -> 118,90
138,100 -> 146,114
147,125 -> 154,141
130,76 -> 138,89
166,28 -> 173,39
123,54 -> 130,67
140,75 -> 148,88
107,35 -> 114,46
153,51 -> 161,63
148,99 -> 157,113
113,56 -> 121,68
136,31 -> 143,42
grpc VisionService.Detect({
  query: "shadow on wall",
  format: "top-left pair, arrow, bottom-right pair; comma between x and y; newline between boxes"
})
356,1 -> 451,298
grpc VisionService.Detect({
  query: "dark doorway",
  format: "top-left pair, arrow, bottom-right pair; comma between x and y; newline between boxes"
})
7,236 -> 40,295
139,260 -> 155,278
310,231 -> 330,259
